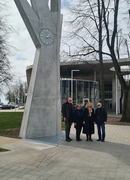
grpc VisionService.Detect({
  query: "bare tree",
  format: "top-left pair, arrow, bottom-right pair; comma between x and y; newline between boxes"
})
0,2 -> 12,94
115,30 -> 130,114
102,0 -> 130,121
5,80 -> 28,104
61,0 -> 113,107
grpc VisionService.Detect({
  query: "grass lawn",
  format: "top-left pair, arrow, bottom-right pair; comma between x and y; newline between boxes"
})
62,120 -> 65,130
0,148 -> 9,152
0,112 -> 23,129
0,112 -> 23,137
0,112 -> 65,138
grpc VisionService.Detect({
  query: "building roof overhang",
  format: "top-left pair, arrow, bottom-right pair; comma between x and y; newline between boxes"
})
60,58 -> 130,83
26,58 -> 130,85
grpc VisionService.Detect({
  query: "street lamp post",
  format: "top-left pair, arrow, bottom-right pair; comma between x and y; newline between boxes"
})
71,70 -> 79,103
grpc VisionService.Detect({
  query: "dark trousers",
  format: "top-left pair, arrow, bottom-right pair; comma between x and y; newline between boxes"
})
76,126 -> 82,140
65,122 -> 72,140
97,122 -> 105,140
86,134 -> 92,140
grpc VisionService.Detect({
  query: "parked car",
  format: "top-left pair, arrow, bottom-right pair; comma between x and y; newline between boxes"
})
1,104 -> 16,109
8,102 -> 18,108
0,103 -> 3,109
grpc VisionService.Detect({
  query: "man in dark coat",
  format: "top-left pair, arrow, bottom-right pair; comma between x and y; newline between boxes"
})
95,102 -> 107,142
62,97 -> 74,142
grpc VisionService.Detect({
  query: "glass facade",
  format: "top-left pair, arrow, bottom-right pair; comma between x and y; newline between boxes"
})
98,84 -> 112,109
60,79 -> 99,108
104,84 -> 112,99
104,84 -> 112,109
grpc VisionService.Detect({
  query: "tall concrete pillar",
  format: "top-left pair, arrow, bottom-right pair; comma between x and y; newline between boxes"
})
14,0 -> 62,138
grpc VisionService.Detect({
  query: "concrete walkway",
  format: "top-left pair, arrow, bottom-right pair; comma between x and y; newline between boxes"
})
0,124 -> 130,180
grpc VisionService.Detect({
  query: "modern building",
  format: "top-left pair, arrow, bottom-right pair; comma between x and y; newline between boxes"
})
60,59 -> 130,113
26,58 -> 130,113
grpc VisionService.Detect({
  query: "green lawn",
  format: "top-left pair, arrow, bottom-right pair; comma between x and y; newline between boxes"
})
0,148 -> 9,152
0,112 -> 23,129
0,112 -> 23,137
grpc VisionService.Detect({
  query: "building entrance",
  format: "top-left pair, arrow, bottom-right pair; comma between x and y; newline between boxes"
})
105,99 -> 112,110
83,98 -> 89,106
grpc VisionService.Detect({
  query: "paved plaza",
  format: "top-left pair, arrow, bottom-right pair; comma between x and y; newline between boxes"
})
0,124 -> 130,180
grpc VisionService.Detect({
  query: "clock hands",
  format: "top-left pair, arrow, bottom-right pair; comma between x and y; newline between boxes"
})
46,33 -> 52,38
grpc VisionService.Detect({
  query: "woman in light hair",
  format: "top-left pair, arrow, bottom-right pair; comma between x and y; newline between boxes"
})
83,102 -> 95,141
73,104 -> 83,141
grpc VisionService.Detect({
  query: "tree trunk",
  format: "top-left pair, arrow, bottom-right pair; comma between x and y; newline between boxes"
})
120,87 -> 123,114
99,60 -> 105,107
98,0 -> 105,108
121,89 -> 130,122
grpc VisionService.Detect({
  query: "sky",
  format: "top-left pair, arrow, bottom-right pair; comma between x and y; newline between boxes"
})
0,0 -> 71,103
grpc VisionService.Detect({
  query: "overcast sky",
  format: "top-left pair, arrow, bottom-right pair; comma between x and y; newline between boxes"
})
5,0 -> 34,79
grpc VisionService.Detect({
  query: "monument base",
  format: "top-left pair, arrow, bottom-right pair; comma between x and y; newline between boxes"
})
25,131 -> 65,146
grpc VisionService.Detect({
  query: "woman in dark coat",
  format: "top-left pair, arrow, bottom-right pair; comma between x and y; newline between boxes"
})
83,102 -> 95,141
73,104 -> 83,141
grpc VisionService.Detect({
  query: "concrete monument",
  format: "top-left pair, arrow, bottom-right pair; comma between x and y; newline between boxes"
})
14,0 -> 62,138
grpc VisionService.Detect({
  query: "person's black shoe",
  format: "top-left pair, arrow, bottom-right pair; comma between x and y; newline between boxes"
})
69,138 -> 73,141
89,139 -> 93,141
97,139 -> 101,141
102,139 -> 104,142
79,139 -> 82,141
66,139 -> 71,142
76,139 -> 79,141
86,139 -> 88,141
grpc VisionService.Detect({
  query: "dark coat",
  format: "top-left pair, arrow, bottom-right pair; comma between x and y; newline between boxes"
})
95,107 -> 107,124
61,102 -> 74,123
81,104 -> 86,111
82,108 -> 95,134
73,109 -> 83,130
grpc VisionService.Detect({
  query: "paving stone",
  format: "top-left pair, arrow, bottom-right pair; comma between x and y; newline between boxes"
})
0,124 -> 130,180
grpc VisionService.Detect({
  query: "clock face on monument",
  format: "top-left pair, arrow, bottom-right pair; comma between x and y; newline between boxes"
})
39,28 -> 54,45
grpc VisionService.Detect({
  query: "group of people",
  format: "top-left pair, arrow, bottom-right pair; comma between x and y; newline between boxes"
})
62,97 -> 107,142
